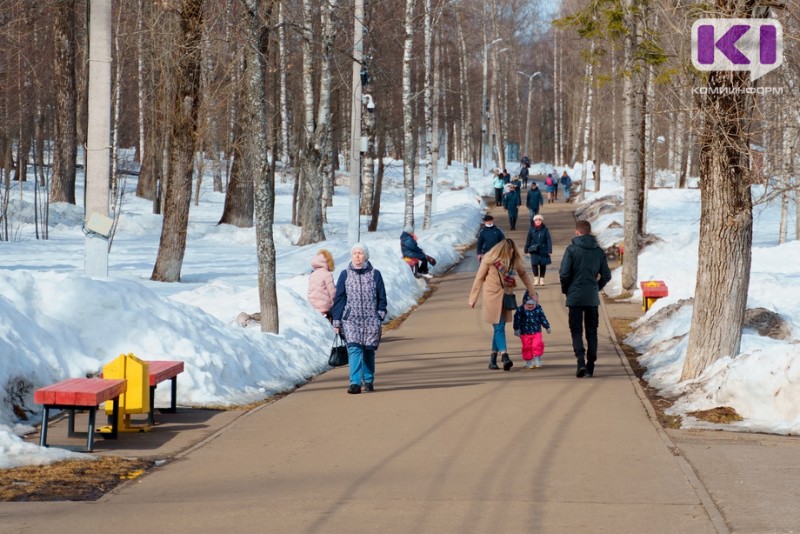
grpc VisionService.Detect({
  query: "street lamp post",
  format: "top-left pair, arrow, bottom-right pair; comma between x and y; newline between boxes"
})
518,71 -> 541,162
481,37 -> 502,175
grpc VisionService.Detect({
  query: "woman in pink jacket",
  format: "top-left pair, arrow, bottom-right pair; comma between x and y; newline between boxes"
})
308,249 -> 336,321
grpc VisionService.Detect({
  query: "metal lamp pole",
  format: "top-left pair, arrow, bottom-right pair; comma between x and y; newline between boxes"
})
518,71 -> 541,162
481,38 -> 502,175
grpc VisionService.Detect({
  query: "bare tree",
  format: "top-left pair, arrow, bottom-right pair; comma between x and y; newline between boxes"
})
681,0 -> 758,381
240,0 -> 279,333
151,0 -> 204,282
402,0 -> 416,229
51,0 -> 78,204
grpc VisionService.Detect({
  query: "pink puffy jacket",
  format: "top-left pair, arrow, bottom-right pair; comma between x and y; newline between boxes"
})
308,254 -> 336,314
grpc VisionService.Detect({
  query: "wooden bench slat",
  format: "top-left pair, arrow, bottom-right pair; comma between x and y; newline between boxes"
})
34,378 -> 127,407
147,361 -> 185,386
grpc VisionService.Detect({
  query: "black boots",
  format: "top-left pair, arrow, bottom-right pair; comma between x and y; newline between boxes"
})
489,352 -> 499,370
501,353 -> 513,371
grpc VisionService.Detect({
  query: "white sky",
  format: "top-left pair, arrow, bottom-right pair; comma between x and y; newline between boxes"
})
1,154 -> 798,469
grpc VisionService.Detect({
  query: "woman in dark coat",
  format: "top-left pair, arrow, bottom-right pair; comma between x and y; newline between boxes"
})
524,214 -> 553,286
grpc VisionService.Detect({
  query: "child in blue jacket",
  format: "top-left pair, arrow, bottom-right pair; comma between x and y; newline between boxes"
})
513,291 -> 551,368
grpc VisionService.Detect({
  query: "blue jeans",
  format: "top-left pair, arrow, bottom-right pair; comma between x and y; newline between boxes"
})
563,186 -> 570,200
491,320 -> 507,352
348,345 -> 375,385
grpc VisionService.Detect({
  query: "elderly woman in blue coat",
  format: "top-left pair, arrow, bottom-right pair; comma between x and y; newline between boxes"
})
332,243 -> 388,394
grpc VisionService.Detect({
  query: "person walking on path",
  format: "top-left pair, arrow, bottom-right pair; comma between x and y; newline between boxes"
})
307,249 -> 336,322
560,171 -> 573,203
469,238 -> 538,371
519,165 -> 530,189
476,215 -> 505,262
545,173 -> 556,203
503,182 -> 521,231
525,182 -> 544,226
513,292 -> 551,368
400,226 -> 433,279
492,170 -> 504,207
559,220 -> 611,378
524,214 -> 553,286
332,243 -> 388,394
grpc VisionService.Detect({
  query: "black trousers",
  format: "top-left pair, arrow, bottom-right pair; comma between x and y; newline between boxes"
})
494,188 -> 503,206
531,264 -> 547,277
568,306 -> 599,371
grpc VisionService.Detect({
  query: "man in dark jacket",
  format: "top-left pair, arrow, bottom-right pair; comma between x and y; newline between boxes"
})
519,165 -> 530,188
559,220 -> 612,378
525,182 -> 544,226
476,215 -> 505,261
502,182 -> 521,230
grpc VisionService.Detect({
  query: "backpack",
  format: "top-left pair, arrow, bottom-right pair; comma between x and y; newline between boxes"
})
545,177 -> 553,186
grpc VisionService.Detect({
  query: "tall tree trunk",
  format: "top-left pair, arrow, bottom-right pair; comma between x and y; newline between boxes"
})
681,2 -> 757,381
317,0 -> 336,222
297,0 -> 325,245
151,0 -> 204,282
402,0 -> 417,229
621,0 -> 640,292
457,16 -> 471,186
278,1 -> 291,168
578,40 -> 595,202
422,0 -> 433,230
241,0 -> 279,333
51,0 -> 78,204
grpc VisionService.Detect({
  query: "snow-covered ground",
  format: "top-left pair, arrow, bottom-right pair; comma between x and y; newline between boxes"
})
1,156 -> 798,469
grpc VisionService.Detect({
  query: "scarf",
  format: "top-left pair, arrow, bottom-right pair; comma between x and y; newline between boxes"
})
494,261 -> 516,288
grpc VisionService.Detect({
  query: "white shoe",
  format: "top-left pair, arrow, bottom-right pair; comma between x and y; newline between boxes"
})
420,273 -> 433,280
534,276 -> 540,286
538,278 -> 545,286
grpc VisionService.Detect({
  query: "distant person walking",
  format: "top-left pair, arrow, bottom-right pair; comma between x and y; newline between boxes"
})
476,215 -> 505,262
503,182 -> 521,231
492,170 -> 504,207
525,182 -> 544,226
513,292 -> 551,368
469,238 -> 538,371
308,249 -> 336,322
560,171 -> 572,203
559,220 -> 611,378
519,165 -> 530,189
545,174 -> 556,203
524,214 -> 552,286
332,243 -> 388,394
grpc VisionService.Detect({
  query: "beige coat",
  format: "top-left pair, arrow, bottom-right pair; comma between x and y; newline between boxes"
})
469,256 -> 537,324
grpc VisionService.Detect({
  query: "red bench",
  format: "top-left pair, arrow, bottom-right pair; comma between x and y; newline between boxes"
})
145,360 -> 185,425
34,378 -> 127,452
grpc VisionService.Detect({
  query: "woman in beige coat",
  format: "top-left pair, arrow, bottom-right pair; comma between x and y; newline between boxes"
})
469,238 -> 538,370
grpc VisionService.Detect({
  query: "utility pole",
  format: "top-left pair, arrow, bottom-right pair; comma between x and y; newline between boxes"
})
518,71 -> 541,162
84,0 -> 112,278
481,37 -> 502,175
348,0 -> 365,245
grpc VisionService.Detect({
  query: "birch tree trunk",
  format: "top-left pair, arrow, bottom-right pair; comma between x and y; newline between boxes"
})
402,0 -> 417,229
431,32 -> 441,215
681,1 -> 756,381
457,17 -> 471,186
137,0 -> 146,163
236,0 -> 279,332
611,46 -> 617,179
621,0 -> 640,292
578,40 -> 594,203
422,0 -> 433,230
553,29 -> 560,167
317,0 -> 336,221
151,0 -> 203,282
278,1 -> 291,168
